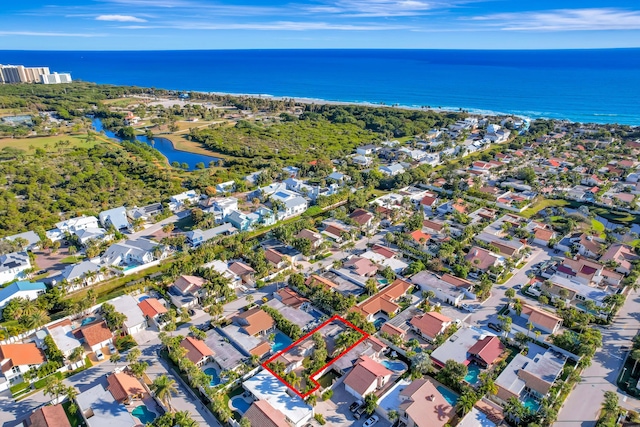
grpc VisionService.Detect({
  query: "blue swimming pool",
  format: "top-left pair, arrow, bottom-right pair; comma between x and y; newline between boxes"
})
373,318 -> 385,330
230,396 -> 251,414
436,385 -> 459,405
80,316 -> 97,326
204,367 -> 221,386
382,359 -> 407,372
131,405 -> 156,424
138,295 -> 149,302
523,396 -> 540,412
271,332 -> 293,352
465,363 -> 481,385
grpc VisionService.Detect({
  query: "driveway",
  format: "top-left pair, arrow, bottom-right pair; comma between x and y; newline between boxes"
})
315,384 -> 391,427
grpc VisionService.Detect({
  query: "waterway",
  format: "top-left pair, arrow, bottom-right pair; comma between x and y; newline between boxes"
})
92,118 -> 218,171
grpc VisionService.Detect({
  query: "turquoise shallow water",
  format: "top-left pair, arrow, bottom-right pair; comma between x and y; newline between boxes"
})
2,49 -> 640,125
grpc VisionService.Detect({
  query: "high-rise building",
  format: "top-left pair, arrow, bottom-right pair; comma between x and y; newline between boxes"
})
41,72 -> 73,84
0,65 -> 51,83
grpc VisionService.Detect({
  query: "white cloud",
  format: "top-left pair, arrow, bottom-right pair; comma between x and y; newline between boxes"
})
96,14 -> 147,22
470,8 -> 640,31
303,0 -> 478,18
120,21 -> 406,31
0,31 -> 106,37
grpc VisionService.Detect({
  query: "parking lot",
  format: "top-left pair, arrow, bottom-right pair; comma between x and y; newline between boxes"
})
314,383 -> 391,427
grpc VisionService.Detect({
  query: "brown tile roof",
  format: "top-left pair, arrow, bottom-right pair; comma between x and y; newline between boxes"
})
423,219 -> 444,232
234,307 -> 275,336
420,195 -> 438,207
295,229 -> 322,243
275,287 -> 309,308
180,336 -> 214,364
371,244 -> 396,259
440,273 -> 474,290
249,341 -> 272,357
380,323 -> 406,337
173,275 -> 206,294
409,230 -> 431,244
355,279 -> 412,317
78,321 -> 113,347
228,261 -> 255,276
534,228 -> 556,242
306,274 -> 337,289
264,248 -> 285,265
465,246 -> 500,271
467,336 -> 505,366
0,343 -> 46,373
107,372 -> 146,403
521,304 -> 562,332
244,400 -> 289,427
410,312 -> 451,340
138,298 -> 168,318
399,378 -> 455,427
28,405 -> 71,427
343,355 -> 392,396
350,208 -> 374,226
324,224 -> 346,239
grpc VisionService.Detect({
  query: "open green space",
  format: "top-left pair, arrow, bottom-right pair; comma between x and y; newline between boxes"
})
0,134 -> 99,152
520,198 -> 571,218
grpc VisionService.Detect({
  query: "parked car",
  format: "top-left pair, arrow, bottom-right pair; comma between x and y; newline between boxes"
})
363,415 -> 379,427
95,349 -> 105,361
488,322 -> 502,332
461,303 -> 476,312
349,401 -> 362,412
513,284 -> 523,290
354,405 -> 367,420
188,308 -> 196,316
108,343 -> 116,353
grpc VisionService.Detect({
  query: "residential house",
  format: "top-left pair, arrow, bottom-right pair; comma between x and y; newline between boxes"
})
265,298 -> 314,331
74,228 -> 109,247
349,209 -> 375,232
46,319 -> 83,358
430,327 -> 502,368
126,203 -> 163,222
204,197 -> 238,223
226,211 -> 252,232
244,400 -> 290,427
169,275 -> 207,308
106,372 -> 147,404
98,207 -> 130,231
58,261 -> 103,290
343,257 -> 378,278
0,251 -> 31,285
0,281 -> 46,314
352,155 -> 372,167
532,227 -> 557,247
215,180 -> 235,194
180,336 -> 214,366
24,404 -> 71,427
228,261 -> 256,286
356,144 -> 377,156
495,346 -> 565,405
352,279 -> 413,322
575,234 -> 604,259
77,321 -> 113,353
233,307 -> 275,336
265,249 -> 287,269
270,189 -> 308,220
601,244 -> 639,275
76,383 -> 138,427
47,215 -> 101,242
282,166 -> 300,178
202,259 -> 242,289
0,343 -> 46,389
343,355 -> 393,400
137,297 -> 168,328
379,164 -> 405,176
465,246 -> 504,273
4,231 -> 41,251
408,229 -> 431,247
242,371 -> 314,427
168,190 -> 199,212
397,378 -> 455,427
419,194 -> 439,215
360,249 -> 408,274
295,229 -> 323,250
185,223 -> 237,247
409,312 -> 452,343
541,275 -> 609,308
274,287 -> 309,309
102,239 -> 164,267
321,221 -> 350,243
520,304 -> 562,334
410,271 -> 467,307
110,295 -> 147,335
327,172 -> 348,183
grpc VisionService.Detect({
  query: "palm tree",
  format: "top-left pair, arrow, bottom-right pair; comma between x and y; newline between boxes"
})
110,354 -> 122,365
152,375 -> 178,411
456,391 -> 477,416
68,346 -> 85,364
129,361 -> 149,379
173,410 -> 198,427
126,348 -> 141,363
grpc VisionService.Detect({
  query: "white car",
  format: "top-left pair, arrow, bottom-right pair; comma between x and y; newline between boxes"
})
363,415 -> 379,427
95,349 -> 104,361
108,343 -> 116,353
461,303 -> 476,312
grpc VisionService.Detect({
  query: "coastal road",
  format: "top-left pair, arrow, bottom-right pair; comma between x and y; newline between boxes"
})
555,290 -> 640,427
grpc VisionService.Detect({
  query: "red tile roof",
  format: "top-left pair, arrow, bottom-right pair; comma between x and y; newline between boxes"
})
180,336 -> 214,364
467,336 -> 505,366
107,372 -> 146,403
28,405 -> 71,427
343,355 -> 392,396
138,298 -> 167,318
0,343 -> 46,373
410,312 -> 451,340
409,230 -> 431,244
371,244 -> 396,259
79,321 -> 113,347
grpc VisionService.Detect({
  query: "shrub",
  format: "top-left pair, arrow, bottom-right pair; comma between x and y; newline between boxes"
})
321,389 -> 333,401
114,335 -> 137,351
314,414 -> 326,425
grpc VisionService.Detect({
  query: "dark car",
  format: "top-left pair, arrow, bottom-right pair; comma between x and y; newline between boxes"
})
488,322 -> 502,332
349,401 -> 362,412
188,308 -> 196,316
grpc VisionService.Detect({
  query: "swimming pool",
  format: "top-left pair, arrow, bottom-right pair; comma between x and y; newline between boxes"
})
204,367 -> 221,386
464,363 -> 481,384
523,396 -> 540,412
271,332 -> 293,352
131,405 -> 156,424
230,396 -> 251,414
373,318 -> 385,330
381,359 -> 407,372
436,385 -> 459,405
138,295 -> 150,302
80,316 -> 97,326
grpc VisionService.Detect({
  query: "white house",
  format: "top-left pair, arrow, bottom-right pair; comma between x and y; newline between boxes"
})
47,215 -> 100,241
47,320 -> 84,358
204,197 -> 238,223
4,231 -> 41,251
0,281 -> 46,314
410,271 -> 467,307
0,251 -> 31,285
356,144 -> 377,156
58,261 -> 104,290
101,239 -> 164,267
78,321 -> 113,353
270,189 -> 308,219
379,164 -> 406,176
215,181 -> 236,194
98,207 -> 130,231
169,190 -> 199,212
110,295 -> 147,335
343,355 -> 393,400
0,343 -> 46,390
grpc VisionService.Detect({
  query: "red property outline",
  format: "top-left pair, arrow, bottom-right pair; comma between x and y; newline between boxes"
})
262,314 -> 369,399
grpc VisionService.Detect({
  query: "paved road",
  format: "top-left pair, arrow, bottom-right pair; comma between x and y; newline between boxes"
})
555,290 -> 640,427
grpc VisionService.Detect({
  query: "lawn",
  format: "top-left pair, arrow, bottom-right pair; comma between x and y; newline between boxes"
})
59,255 -> 84,264
591,219 -> 606,238
520,198 -> 571,218
0,134 -> 100,152
63,400 -> 84,427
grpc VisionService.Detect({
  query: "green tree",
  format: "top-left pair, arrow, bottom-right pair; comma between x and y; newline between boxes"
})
456,390 -> 477,416
363,392 -> 378,415
151,374 -> 178,411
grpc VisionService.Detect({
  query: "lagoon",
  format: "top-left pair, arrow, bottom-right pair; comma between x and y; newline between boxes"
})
92,118 -> 218,171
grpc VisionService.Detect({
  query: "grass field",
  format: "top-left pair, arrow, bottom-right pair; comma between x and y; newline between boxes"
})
520,198 -> 571,218
0,134 -> 100,152
163,133 -> 232,159
102,98 -> 138,108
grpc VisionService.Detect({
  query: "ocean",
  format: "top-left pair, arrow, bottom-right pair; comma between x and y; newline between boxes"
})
1,49 -> 640,125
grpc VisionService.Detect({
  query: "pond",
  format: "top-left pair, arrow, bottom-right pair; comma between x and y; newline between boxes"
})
92,118 -> 218,171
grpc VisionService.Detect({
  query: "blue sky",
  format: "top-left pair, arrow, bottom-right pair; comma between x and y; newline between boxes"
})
2,0 -> 640,49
